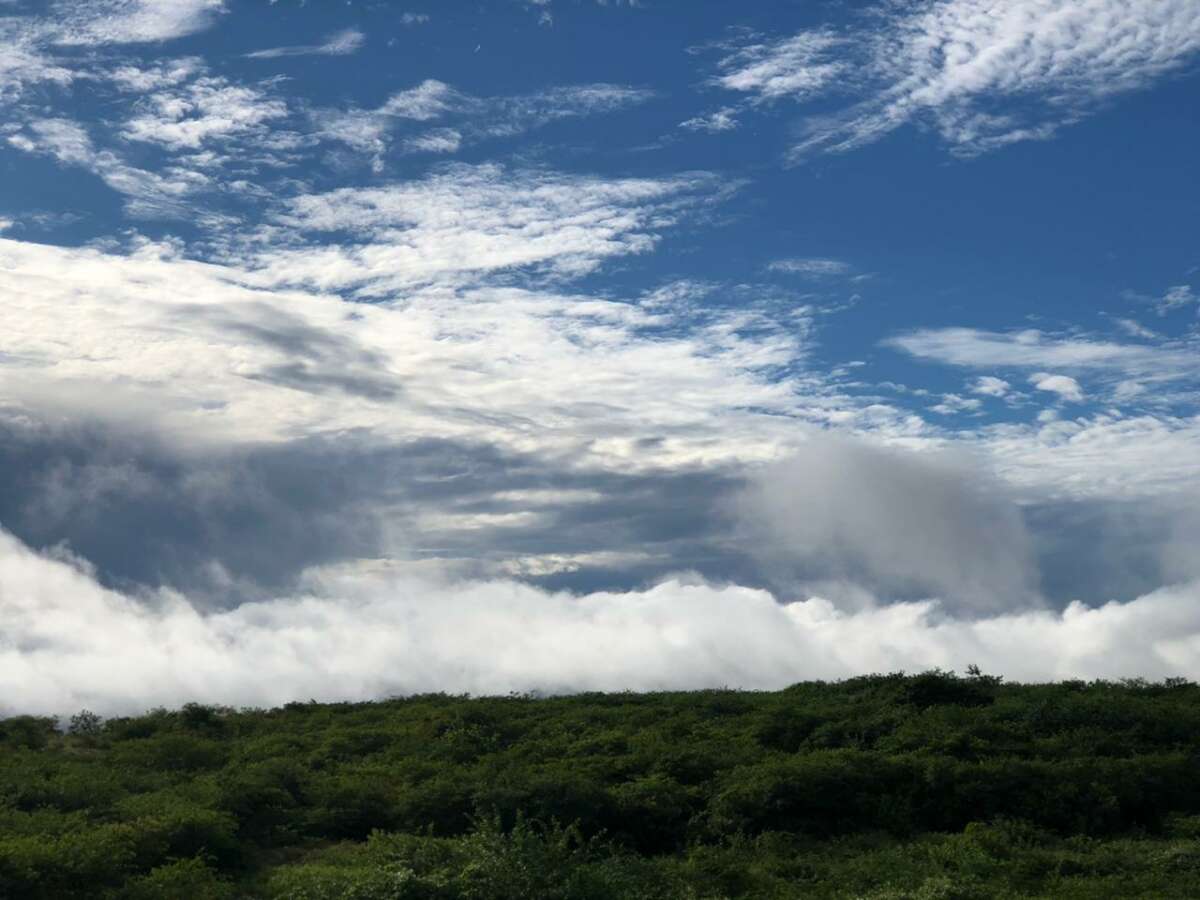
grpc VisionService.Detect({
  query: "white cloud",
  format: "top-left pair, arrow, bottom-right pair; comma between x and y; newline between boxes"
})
0,225 -> 819,469
970,376 -> 1010,398
707,1 -> 1200,158
979,413 -> 1200,500
680,107 -> 739,132
930,393 -> 983,415
3,526 -> 1199,717
768,257 -> 852,277
8,119 -> 206,217
1030,372 -> 1085,403
250,163 -> 722,294
711,30 -> 846,103
380,79 -> 459,120
1157,284 -> 1197,315
402,128 -> 462,154
49,0 -> 226,45
400,13 -> 430,26
315,81 -> 652,165
1,1 -> 225,105
1114,318 -> 1160,340
888,327 -> 1200,405
0,21 -> 74,101
246,27 -> 366,59
122,76 -> 290,150
484,84 -> 656,137
107,57 -> 204,91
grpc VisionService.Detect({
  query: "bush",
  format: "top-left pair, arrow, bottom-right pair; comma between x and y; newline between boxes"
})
118,857 -> 236,900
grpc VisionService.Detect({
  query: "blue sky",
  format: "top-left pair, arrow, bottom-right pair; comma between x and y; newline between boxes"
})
2,0 -> 1200,713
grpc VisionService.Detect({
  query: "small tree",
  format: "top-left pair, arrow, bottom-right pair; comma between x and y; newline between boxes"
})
69,709 -> 103,737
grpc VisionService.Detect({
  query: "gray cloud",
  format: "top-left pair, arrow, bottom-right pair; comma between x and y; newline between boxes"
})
0,408 -> 746,604
735,437 -> 1038,614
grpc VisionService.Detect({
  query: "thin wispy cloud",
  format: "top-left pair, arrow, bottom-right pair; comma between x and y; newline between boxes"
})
710,29 -> 846,103
701,0 -> 1200,158
0,1 -> 225,102
49,0 -> 227,46
246,27 -> 366,59
888,327 -> 1200,406
768,257 -> 853,277
122,75 -> 290,150
1157,284 -> 1197,315
313,80 -> 653,168
7,118 -> 205,217
680,107 -> 738,133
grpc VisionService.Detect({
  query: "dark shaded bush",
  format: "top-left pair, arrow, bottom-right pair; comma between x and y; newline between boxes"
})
0,716 -> 57,750
902,669 -> 996,709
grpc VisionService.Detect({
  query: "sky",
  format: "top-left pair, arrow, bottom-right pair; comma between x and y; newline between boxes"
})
2,0 -> 1200,715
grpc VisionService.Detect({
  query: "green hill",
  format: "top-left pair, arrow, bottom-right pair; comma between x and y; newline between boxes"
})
3,671 -> 1200,898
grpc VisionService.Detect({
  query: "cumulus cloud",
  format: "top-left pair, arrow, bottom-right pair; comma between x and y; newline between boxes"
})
1030,372 -> 1085,403
3,527 -> 1199,717
971,376 -> 1010,398
246,27 -> 365,59
703,0 -> 1200,158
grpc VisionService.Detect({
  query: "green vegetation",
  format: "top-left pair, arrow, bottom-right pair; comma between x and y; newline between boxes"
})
3,671 -> 1200,898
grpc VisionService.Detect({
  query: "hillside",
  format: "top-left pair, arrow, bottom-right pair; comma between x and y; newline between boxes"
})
3,672 -> 1200,898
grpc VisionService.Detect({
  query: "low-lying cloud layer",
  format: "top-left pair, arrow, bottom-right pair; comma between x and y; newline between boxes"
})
4,527 -> 1199,718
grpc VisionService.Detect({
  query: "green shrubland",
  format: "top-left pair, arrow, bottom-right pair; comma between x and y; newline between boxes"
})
2,672 -> 1199,897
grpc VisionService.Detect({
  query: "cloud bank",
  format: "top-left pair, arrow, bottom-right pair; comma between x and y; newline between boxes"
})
3,527 -> 1199,718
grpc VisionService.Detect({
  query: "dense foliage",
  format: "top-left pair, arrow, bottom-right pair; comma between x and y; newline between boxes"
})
3,671 -> 1200,898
